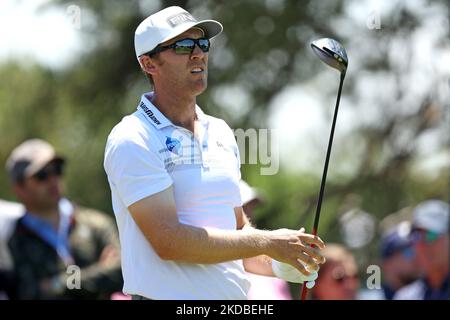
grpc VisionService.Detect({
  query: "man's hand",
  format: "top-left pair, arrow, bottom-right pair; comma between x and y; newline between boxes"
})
272,259 -> 318,283
268,227 -> 325,276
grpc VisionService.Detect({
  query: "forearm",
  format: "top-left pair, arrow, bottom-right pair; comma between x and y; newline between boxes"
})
158,223 -> 273,264
130,191 -> 326,272
243,255 -> 275,276
241,222 -> 275,276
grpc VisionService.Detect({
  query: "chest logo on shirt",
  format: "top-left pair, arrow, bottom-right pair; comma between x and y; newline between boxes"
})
165,136 -> 182,155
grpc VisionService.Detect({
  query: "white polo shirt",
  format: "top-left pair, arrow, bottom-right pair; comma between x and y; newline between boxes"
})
104,92 -> 250,299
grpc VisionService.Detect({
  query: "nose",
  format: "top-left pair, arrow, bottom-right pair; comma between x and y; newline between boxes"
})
190,44 -> 206,59
46,174 -> 61,185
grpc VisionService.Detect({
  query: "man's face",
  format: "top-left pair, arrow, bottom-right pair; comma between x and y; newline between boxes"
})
313,261 -> 360,300
414,229 -> 449,275
382,247 -> 420,288
151,28 -> 209,96
14,161 -> 64,212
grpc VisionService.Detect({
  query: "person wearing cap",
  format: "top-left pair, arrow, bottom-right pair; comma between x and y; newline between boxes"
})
394,200 -> 449,300
4,139 -> 123,299
104,6 -> 325,300
379,222 -> 420,300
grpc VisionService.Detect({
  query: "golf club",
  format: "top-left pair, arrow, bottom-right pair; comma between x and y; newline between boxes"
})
301,38 -> 348,300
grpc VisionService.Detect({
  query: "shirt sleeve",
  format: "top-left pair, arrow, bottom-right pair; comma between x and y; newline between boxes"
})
104,135 -> 173,207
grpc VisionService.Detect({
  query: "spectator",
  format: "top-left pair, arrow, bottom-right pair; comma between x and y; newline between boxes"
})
4,139 -> 123,299
311,243 -> 360,300
394,200 -> 449,300
379,221 -> 420,299
239,180 -> 292,300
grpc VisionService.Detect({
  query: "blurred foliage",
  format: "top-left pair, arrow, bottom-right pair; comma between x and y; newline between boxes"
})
0,0 -> 449,291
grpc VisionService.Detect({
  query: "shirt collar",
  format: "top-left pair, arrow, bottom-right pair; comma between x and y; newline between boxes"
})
23,198 -> 74,233
137,92 -> 209,130
195,105 -> 209,127
137,93 -> 172,129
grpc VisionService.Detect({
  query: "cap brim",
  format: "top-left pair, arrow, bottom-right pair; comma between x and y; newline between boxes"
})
144,19 -> 223,56
193,19 -> 223,39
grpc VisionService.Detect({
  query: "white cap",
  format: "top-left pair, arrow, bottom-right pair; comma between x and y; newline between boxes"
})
134,6 -> 223,58
5,139 -> 64,182
412,200 -> 449,234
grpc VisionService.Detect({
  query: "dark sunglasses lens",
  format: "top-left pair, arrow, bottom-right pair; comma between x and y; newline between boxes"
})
54,161 -> 64,176
402,247 -> 415,259
174,38 -> 210,54
333,272 -> 357,283
175,39 -> 195,54
425,231 -> 440,242
35,170 -> 49,181
198,39 -> 210,52
34,162 -> 64,181
413,229 -> 440,243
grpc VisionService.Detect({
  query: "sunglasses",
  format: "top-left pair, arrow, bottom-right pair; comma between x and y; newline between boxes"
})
330,267 -> 358,284
333,273 -> 358,284
400,246 -> 415,259
146,37 -> 210,56
33,161 -> 64,182
412,229 -> 441,243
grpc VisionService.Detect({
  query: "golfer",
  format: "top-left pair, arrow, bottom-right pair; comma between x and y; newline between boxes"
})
104,6 -> 325,300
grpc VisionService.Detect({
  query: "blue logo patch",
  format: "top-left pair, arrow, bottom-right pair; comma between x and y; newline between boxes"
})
165,137 -> 182,155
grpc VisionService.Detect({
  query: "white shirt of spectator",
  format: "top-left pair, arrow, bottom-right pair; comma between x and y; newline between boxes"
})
0,200 -> 25,272
104,92 -> 249,299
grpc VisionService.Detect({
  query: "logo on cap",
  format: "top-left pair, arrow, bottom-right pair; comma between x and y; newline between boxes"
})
167,13 -> 196,27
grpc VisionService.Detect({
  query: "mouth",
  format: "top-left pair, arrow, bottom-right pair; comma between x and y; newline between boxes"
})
191,66 -> 205,74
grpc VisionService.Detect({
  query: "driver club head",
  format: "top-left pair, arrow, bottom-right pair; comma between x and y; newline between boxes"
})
311,38 -> 348,74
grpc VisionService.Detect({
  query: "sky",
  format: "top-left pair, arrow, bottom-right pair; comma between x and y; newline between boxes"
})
0,0 -> 84,68
0,0 -> 448,178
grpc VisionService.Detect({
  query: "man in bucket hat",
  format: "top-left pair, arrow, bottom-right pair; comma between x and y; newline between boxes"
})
104,6 -> 326,300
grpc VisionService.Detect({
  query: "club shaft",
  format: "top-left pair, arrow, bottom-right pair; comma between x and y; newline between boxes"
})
312,73 -> 344,233
301,73 -> 345,301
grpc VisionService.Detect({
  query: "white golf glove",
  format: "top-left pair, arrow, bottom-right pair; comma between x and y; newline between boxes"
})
272,259 -> 318,288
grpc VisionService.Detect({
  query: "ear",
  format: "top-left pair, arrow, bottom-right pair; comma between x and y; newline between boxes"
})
138,55 -> 158,77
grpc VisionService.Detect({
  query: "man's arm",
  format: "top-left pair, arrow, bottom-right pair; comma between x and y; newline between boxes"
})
39,213 -> 123,299
128,186 -> 325,275
235,207 -> 276,276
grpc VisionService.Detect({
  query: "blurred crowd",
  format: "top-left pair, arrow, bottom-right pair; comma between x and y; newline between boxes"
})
0,139 -> 123,300
0,139 -> 448,300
